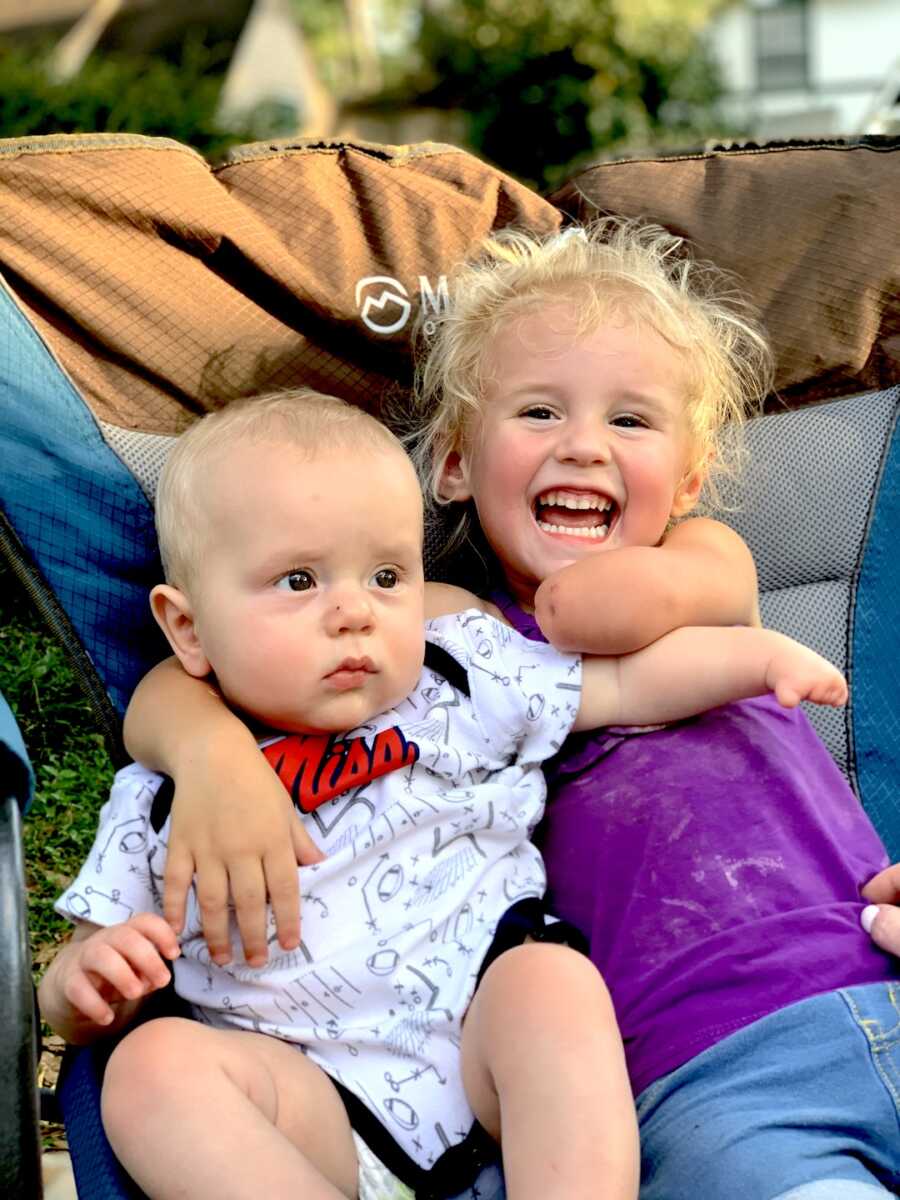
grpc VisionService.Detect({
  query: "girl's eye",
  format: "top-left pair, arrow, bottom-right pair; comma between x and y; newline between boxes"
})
373,568 -> 399,590
612,414 -> 648,430
276,570 -> 315,592
520,405 -> 556,421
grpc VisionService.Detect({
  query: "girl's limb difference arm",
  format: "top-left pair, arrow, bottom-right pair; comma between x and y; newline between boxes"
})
574,625 -> 847,732
38,915 -> 179,1045
861,866 -> 900,956
535,517 -> 761,655
123,658 -> 324,968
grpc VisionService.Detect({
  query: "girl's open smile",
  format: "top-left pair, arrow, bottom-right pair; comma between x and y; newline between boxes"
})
533,487 -> 618,540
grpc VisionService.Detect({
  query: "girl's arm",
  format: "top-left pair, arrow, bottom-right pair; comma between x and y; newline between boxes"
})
535,517 -> 760,655
123,659 -> 323,968
38,915 -> 179,1045
574,625 -> 846,732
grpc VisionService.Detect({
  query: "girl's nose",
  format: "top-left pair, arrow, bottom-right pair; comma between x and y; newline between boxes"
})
324,586 -> 374,636
554,418 -> 611,466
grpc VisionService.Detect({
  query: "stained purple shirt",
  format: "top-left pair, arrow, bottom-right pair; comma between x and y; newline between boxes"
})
495,593 -> 897,1096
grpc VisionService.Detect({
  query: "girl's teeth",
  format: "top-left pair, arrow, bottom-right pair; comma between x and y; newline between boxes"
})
536,521 -> 609,539
539,492 -> 611,511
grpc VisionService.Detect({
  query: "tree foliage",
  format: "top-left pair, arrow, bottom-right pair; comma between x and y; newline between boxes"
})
410,0 -> 725,188
0,37 -> 264,158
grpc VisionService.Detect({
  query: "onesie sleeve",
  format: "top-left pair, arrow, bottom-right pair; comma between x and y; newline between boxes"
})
54,762 -> 167,928
426,610 -> 582,767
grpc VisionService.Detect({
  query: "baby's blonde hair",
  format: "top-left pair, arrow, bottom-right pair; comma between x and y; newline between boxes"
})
156,388 -> 409,593
412,218 -> 773,514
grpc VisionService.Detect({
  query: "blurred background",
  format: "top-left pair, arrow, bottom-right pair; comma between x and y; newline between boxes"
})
0,0 -> 897,191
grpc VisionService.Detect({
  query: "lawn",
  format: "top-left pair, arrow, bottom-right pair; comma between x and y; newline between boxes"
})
1,556 -> 116,1143
1,558 -> 115,971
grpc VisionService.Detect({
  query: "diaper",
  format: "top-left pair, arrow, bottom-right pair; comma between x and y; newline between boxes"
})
353,1131 -> 416,1200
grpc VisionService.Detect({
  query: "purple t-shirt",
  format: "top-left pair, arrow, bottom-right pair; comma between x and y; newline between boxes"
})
495,594 -> 897,1097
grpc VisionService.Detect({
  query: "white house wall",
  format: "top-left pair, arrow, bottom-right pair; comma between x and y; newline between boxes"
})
708,0 -> 900,138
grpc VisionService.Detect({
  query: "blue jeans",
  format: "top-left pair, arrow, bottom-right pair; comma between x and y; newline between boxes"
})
637,983 -> 900,1199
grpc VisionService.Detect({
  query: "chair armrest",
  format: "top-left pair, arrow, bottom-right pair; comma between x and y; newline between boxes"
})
0,792 -> 43,1197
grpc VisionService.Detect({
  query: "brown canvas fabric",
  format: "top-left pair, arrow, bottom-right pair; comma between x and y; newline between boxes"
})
0,134 -> 560,434
0,133 -> 898,435
550,141 -> 900,409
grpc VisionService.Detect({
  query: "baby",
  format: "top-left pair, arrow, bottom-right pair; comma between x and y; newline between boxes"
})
39,391 -> 846,1200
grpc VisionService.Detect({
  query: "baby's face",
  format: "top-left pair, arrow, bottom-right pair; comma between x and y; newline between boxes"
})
190,440 -> 426,734
441,304 -> 704,608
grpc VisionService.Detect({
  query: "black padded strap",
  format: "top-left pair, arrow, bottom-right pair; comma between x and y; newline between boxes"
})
149,774 -> 175,834
423,642 -> 470,698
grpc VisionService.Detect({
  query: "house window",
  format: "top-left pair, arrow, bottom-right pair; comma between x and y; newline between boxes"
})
754,0 -> 809,91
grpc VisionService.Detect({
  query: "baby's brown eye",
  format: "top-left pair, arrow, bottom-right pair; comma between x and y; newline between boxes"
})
277,570 -> 314,592
374,569 -> 399,589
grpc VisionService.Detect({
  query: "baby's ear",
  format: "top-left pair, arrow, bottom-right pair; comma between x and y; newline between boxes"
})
438,450 -> 472,502
670,463 -> 706,519
149,584 -> 212,679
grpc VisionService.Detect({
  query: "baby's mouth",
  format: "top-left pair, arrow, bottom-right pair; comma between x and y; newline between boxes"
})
533,489 -> 618,540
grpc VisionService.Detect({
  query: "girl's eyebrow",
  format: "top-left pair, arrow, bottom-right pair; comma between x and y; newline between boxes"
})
496,380 -> 560,399
618,391 -> 681,416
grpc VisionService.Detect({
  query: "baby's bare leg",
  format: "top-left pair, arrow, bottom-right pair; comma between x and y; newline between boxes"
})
462,942 -> 638,1200
102,1017 -> 357,1200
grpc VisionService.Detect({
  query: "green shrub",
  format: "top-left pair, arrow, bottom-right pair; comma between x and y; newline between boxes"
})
0,37 -> 265,159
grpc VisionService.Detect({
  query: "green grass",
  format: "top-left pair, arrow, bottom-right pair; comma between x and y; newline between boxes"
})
1,559 -> 119,1146
0,559 -> 115,976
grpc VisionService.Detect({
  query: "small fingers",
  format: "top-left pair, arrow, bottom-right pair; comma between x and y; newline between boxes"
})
229,860 -> 270,967
127,913 -> 182,963
292,819 -> 325,867
64,970 -> 119,1026
67,932 -> 169,1024
862,864 -> 900,905
162,845 -> 195,936
194,859 -> 233,965
861,904 -> 900,958
806,676 -> 848,708
102,924 -> 174,992
774,682 -> 801,708
264,850 -> 301,953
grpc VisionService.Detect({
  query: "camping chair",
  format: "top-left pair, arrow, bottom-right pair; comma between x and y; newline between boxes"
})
1,131 -> 899,1199
0,688 -> 40,1197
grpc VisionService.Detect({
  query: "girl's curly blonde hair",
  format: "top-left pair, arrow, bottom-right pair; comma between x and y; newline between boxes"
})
411,218 -> 773,523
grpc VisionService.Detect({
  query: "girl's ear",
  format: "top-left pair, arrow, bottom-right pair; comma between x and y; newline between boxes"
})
149,584 -> 212,679
670,464 -> 706,519
437,450 -> 472,503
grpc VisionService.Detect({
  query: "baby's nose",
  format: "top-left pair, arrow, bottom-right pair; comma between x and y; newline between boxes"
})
326,587 -> 374,634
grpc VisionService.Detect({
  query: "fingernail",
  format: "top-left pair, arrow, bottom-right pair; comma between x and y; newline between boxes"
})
861,904 -> 880,933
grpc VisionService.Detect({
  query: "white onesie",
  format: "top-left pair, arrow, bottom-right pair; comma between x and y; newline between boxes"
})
56,611 -> 580,1188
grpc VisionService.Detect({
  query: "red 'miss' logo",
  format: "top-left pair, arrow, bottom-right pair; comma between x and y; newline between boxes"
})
262,728 -> 420,813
